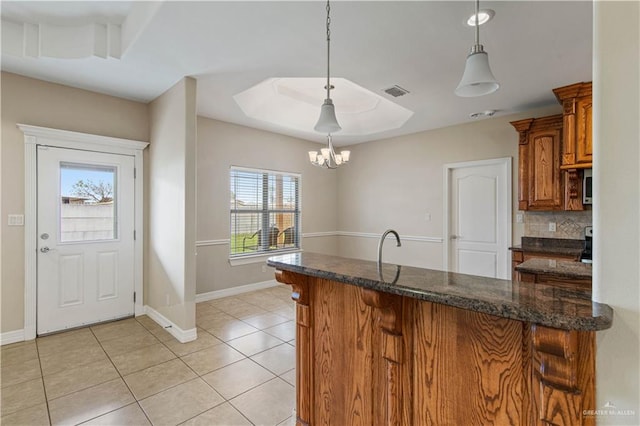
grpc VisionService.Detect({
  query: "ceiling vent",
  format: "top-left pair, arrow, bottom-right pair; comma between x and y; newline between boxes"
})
383,85 -> 410,98
469,110 -> 497,119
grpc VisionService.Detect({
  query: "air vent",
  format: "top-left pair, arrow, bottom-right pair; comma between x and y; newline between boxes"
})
469,110 -> 496,119
383,85 -> 410,97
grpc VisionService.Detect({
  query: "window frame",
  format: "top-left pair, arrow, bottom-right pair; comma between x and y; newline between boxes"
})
229,166 -> 302,264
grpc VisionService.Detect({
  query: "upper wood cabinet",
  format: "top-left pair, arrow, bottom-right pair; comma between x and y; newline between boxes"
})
511,115 -> 564,211
553,82 -> 593,169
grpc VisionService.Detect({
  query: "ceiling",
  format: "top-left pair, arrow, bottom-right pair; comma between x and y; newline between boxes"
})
1,1 -> 592,146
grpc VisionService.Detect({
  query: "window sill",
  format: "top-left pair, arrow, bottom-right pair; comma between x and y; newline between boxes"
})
228,249 -> 302,266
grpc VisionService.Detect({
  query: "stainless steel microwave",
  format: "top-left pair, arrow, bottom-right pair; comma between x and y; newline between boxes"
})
583,169 -> 593,204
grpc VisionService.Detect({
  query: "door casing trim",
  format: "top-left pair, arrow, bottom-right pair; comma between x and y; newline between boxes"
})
442,157 -> 513,279
20,124 -> 148,340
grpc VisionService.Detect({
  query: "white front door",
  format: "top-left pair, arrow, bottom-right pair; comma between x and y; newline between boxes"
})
37,146 -> 136,334
446,158 -> 511,279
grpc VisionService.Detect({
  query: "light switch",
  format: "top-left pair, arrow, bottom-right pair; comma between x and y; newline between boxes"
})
8,214 -> 24,226
424,213 -> 431,222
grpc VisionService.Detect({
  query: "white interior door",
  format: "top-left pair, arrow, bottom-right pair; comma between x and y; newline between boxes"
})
37,146 -> 135,334
446,158 -> 511,279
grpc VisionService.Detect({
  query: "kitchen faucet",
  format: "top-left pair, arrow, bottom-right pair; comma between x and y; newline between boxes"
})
378,229 -> 401,265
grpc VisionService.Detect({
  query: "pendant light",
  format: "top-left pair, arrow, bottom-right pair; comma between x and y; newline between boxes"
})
309,0 -> 349,169
309,134 -> 350,169
314,0 -> 341,133
455,0 -> 499,97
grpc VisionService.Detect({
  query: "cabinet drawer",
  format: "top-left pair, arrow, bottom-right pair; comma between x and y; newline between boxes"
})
512,250 -> 524,262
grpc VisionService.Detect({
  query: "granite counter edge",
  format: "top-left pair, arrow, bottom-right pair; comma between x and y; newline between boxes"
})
267,260 -> 612,332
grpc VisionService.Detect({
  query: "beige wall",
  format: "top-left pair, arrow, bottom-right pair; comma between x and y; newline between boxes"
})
0,72 -> 149,334
147,78 -> 197,331
593,1 -> 640,423
335,106 -> 560,269
195,117 -> 338,295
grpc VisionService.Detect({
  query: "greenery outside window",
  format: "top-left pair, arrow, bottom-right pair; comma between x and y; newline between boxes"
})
230,167 -> 300,258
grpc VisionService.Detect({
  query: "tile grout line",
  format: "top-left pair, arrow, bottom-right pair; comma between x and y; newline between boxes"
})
130,324 -> 233,423
34,340 -> 53,425
186,293 -> 296,424
87,324 -> 155,426
144,325 -> 244,425
37,326 -> 155,424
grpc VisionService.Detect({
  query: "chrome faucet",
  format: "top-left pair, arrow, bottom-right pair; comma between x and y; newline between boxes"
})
378,229 -> 401,265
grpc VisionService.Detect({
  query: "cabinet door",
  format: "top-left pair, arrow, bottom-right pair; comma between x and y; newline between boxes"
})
576,96 -> 593,164
528,129 -> 562,210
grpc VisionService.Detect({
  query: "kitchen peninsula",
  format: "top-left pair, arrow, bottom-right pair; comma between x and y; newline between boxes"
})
268,252 -> 613,426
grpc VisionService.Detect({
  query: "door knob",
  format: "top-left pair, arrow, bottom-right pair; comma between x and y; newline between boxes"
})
451,235 -> 459,240
40,247 -> 51,253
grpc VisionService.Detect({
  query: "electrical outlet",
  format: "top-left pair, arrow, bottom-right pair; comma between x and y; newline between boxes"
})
549,222 -> 556,232
516,213 -> 523,224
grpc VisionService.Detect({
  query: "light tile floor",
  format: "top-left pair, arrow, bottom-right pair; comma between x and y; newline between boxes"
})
1,286 -> 297,426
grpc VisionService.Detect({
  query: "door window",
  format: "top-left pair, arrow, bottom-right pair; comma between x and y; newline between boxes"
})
59,162 -> 118,242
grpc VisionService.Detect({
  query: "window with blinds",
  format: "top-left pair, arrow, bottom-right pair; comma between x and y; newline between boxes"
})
230,167 -> 301,257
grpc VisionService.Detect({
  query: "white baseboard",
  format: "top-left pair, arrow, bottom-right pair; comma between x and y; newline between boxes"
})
1,329 -> 25,346
144,305 -> 197,343
196,279 -> 279,303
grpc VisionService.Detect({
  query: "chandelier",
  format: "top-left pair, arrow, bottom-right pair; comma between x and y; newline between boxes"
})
309,0 -> 351,169
308,135 -> 350,169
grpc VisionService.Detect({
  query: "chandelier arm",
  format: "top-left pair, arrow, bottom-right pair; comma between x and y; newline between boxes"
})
328,134 -> 337,164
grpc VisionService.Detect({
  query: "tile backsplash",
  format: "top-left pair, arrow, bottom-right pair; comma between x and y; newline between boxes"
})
524,210 -> 592,239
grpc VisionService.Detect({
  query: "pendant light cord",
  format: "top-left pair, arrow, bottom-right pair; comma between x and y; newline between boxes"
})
325,0 -> 331,100
475,0 -> 480,47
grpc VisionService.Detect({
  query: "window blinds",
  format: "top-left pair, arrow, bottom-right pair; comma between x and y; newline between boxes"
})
230,167 -> 300,256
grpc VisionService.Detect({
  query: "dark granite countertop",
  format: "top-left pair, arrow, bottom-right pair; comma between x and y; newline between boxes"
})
510,237 -> 584,257
267,252 -> 612,332
515,258 -> 592,280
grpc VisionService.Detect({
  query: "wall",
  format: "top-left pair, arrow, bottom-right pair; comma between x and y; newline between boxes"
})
336,106 -> 560,270
147,78 -> 197,333
593,1 -> 640,423
0,72 -> 149,334
196,117 -> 338,295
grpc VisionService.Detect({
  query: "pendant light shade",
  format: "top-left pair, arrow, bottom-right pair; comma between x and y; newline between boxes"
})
314,99 -> 342,133
455,0 -> 499,97
315,0 -> 342,135
455,49 -> 499,97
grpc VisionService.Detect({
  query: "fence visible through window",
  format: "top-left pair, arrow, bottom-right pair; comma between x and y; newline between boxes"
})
59,162 -> 117,242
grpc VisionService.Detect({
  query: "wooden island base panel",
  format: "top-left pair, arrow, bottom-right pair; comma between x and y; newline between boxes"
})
268,253 -> 613,426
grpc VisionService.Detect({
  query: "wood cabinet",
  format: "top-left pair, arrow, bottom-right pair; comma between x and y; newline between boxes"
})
511,115 -> 564,211
553,82 -> 592,211
553,82 -> 593,169
519,270 -> 591,290
512,249 -> 524,280
276,269 -> 596,426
